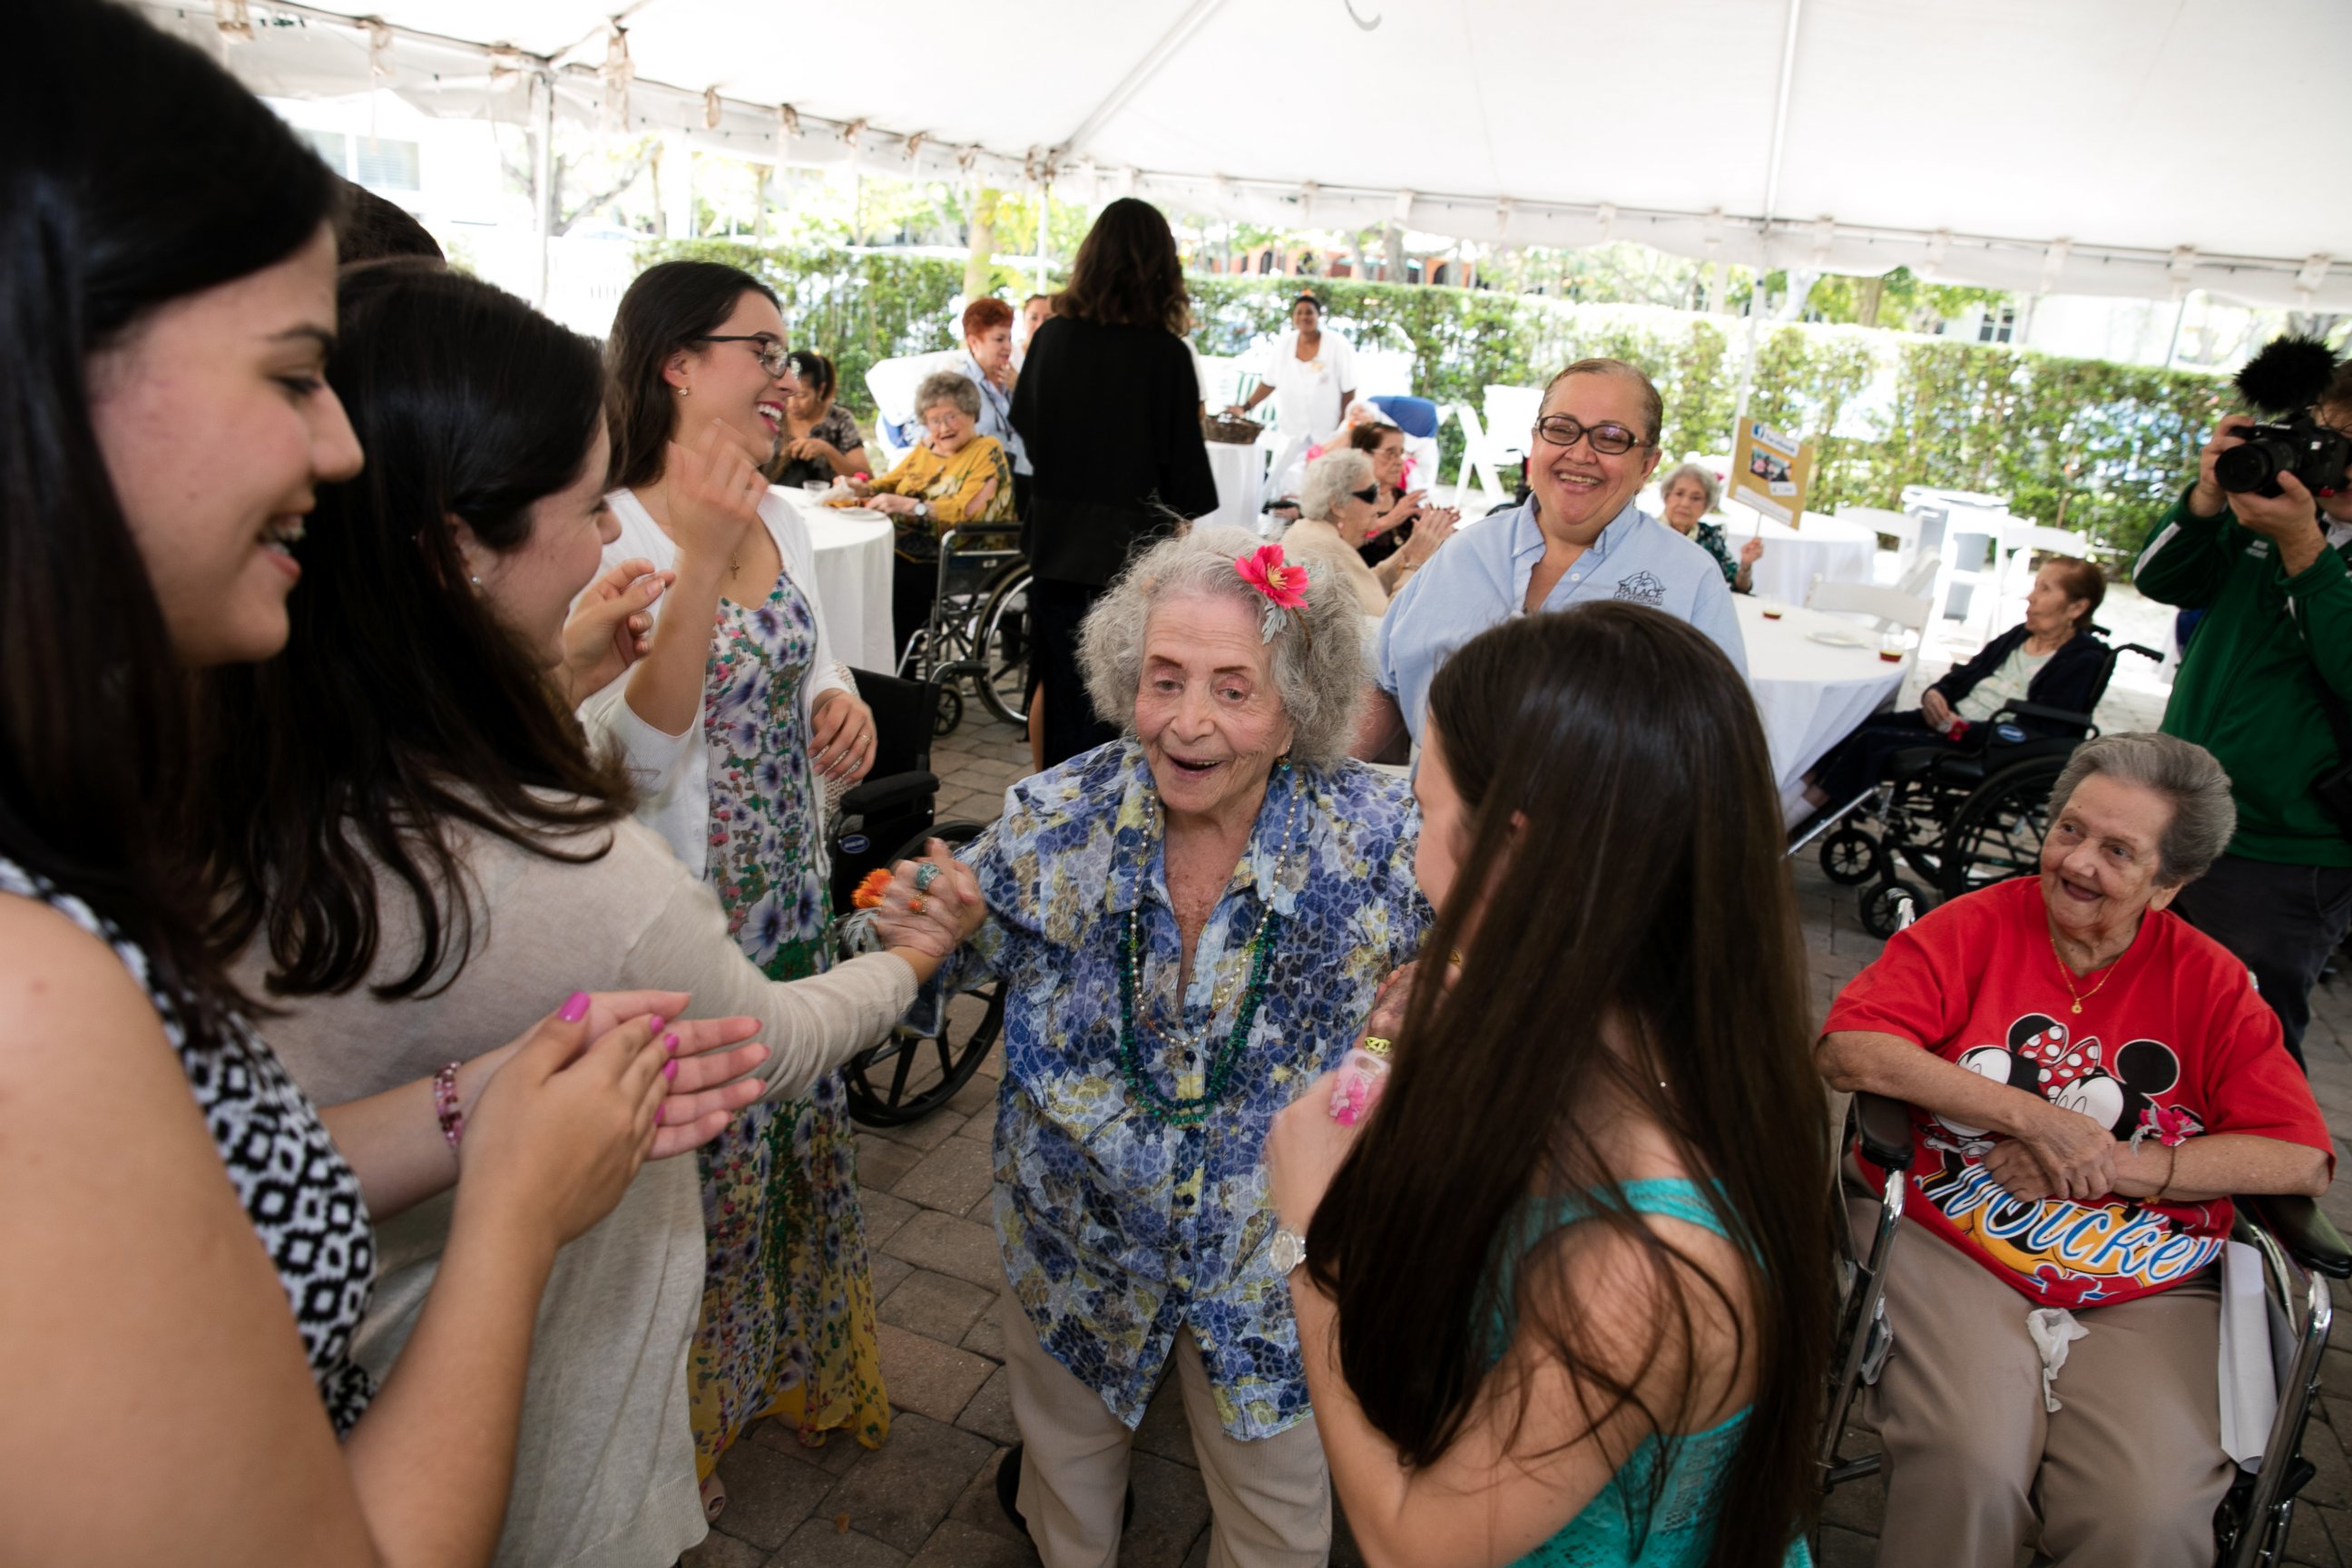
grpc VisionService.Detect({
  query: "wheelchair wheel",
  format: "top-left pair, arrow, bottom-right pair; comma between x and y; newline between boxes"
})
1936,759 -> 2062,903
1859,879 -> 1930,940
1818,827 -> 1882,887
932,684 -> 964,737
841,820 -> 1004,1130
976,566 -> 1032,728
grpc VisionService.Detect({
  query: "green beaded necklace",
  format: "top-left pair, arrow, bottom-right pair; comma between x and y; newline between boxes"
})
1115,767 -> 1301,1129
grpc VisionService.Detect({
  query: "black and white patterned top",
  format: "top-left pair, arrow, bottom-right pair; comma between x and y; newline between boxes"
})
0,854 -> 377,1434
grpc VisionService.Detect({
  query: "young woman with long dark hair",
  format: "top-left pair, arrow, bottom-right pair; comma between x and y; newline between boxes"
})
1267,605 -> 1833,1568
583,259 -> 895,1501
1010,196 -> 1220,767
0,5 -> 730,1562
199,260 -> 980,1567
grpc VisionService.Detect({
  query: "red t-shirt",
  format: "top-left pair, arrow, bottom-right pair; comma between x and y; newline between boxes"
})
1826,877 -> 2329,1309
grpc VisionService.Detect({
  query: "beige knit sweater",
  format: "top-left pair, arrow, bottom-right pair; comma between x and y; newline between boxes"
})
232,809 -> 915,1568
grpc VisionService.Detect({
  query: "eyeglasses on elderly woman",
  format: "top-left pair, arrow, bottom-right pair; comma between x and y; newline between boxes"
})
1348,484 -> 1381,505
1532,414 -> 1649,456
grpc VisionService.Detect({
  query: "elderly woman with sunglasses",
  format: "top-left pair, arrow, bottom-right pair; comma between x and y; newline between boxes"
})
1355,358 -> 1747,760
1280,449 -> 1459,616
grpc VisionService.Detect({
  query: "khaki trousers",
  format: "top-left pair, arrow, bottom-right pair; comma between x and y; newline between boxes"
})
1002,1318 -> 1332,1568
1854,1199 -> 2233,1568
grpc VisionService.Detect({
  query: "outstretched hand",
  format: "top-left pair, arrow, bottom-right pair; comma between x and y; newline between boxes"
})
662,418 -> 767,571
867,841 -> 987,957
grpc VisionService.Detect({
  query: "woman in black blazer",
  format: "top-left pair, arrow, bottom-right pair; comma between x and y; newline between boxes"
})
1011,198 -> 1219,769
1807,556 -> 2108,808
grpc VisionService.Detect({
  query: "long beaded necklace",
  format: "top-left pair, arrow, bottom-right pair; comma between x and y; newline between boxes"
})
1116,765 -> 1303,1128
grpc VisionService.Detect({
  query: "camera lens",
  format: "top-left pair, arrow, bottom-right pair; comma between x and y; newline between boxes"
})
2216,438 -> 2288,495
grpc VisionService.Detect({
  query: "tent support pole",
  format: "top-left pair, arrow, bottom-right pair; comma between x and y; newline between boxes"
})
1730,0 -> 1802,461
532,68 -> 555,309
1035,181 -> 1050,292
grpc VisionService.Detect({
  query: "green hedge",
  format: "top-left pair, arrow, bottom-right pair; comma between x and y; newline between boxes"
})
642,241 -> 2226,568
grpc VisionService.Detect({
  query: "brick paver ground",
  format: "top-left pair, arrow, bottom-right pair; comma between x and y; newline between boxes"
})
686,584 -> 2352,1568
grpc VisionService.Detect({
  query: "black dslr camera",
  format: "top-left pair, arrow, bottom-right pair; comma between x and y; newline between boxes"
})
2216,336 -> 2349,499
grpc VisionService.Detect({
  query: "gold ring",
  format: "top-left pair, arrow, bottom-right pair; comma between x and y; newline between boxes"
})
909,894 -> 926,915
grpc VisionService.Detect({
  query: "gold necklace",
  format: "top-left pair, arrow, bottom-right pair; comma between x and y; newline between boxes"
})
2050,934 -> 2121,1015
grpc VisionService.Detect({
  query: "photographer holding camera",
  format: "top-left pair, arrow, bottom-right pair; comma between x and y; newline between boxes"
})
2135,338 -> 2352,1065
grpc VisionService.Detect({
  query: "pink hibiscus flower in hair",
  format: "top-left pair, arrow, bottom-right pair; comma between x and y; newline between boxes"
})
1235,544 -> 1310,610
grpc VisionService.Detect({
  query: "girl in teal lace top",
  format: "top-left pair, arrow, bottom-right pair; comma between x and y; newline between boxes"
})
1265,605 -> 1836,1568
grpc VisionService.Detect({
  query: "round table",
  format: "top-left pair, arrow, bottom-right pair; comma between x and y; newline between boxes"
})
1736,595 -> 1912,825
1200,440 -> 1264,534
1727,511 -> 1881,604
775,486 -> 896,674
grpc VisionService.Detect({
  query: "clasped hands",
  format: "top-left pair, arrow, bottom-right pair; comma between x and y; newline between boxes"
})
863,839 -> 989,959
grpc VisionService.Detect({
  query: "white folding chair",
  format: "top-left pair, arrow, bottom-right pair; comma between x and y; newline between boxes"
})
2003,524 -> 2096,592
1892,551 -> 1940,601
1446,403 -> 1515,510
1837,505 -> 1926,585
1483,384 -> 1543,465
1930,505 -> 2018,637
1808,580 -> 1931,633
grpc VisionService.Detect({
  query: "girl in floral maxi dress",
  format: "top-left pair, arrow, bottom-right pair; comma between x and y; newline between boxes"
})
583,261 -> 892,1501
690,567 -> 889,1476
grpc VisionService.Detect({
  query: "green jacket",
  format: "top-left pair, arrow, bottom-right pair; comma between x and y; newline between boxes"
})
2135,485 -> 2352,867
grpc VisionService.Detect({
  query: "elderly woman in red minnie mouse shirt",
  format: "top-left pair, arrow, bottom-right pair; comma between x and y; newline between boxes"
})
1817,730 -> 2331,1568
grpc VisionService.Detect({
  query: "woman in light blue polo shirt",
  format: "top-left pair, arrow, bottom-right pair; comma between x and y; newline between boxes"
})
1358,358 -> 1746,758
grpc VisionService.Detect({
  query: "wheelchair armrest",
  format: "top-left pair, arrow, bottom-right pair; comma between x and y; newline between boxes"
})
2239,1192 -> 2352,1280
1991,700 -> 2095,735
1853,1093 -> 1916,1172
838,770 -> 940,818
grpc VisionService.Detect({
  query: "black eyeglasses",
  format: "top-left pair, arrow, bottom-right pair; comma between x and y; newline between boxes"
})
1531,415 -> 1648,456
1349,484 -> 1381,505
696,335 -> 793,378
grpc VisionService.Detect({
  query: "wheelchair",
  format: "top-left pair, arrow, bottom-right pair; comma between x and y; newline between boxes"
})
1792,639 -> 2161,939
896,524 -> 1033,736
1822,1085 -> 2352,1567
824,666 -> 1004,1128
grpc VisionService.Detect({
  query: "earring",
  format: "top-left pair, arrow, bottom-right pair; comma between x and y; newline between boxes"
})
469,574 -> 483,587
675,384 -> 690,397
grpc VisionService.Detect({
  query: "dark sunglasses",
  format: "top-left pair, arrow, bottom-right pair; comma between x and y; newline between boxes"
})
1349,484 -> 1382,505
696,334 -> 793,378
1531,414 -> 1647,456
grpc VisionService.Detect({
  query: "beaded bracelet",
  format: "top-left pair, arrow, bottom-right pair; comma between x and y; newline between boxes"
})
431,1061 -> 466,1152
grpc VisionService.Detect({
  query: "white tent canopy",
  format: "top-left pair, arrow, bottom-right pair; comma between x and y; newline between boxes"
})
153,0 -> 2352,309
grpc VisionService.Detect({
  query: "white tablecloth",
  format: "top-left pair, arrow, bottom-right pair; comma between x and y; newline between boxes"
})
1737,595 -> 1911,823
1200,440 -> 1264,534
776,488 -> 896,674
1731,512 -> 1882,604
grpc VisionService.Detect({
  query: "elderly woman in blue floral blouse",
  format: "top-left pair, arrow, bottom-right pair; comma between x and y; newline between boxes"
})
867,524 -> 1428,1567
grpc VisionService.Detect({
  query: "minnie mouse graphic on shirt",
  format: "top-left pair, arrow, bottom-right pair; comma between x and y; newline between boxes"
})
1909,1012 -> 2220,1308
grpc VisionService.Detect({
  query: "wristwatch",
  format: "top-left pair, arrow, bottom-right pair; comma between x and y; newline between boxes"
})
1269,1227 -> 1308,1276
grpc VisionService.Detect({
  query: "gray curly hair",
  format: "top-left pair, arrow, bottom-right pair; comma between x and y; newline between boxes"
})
915,369 -> 982,420
2046,731 -> 2237,887
1077,524 -> 1364,766
1299,447 -> 1375,524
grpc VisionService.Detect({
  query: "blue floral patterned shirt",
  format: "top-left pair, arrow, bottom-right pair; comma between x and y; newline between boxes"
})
939,740 -> 1427,1439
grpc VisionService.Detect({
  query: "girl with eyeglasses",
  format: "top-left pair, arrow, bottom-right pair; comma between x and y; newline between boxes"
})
583,259 -> 891,1511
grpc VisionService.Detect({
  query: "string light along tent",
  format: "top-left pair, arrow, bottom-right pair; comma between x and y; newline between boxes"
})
152,0 -> 2352,313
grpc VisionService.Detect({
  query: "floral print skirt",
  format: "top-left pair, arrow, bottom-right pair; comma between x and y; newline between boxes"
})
689,578 -> 889,1477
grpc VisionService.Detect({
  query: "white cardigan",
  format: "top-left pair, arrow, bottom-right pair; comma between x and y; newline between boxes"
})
578,486 -> 851,874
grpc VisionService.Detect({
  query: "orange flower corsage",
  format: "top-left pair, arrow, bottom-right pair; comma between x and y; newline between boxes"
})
851,868 -> 895,909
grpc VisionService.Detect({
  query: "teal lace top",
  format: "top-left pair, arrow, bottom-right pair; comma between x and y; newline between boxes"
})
1501,1179 -> 1810,1568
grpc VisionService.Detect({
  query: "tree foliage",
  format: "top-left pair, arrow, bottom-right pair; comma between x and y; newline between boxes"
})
642,242 -> 2226,569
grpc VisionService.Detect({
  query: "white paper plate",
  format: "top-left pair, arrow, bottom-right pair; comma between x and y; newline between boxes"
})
1807,628 -> 1873,649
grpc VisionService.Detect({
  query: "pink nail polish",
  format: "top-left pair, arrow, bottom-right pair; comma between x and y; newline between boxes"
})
647,1014 -> 667,1034
664,1059 -> 679,1081
558,991 -> 590,1023
664,1032 -> 680,1053
654,1103 -> 665,1125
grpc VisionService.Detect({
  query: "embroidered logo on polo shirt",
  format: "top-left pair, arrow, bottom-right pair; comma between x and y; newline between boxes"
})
1613,571 -> 1666,606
